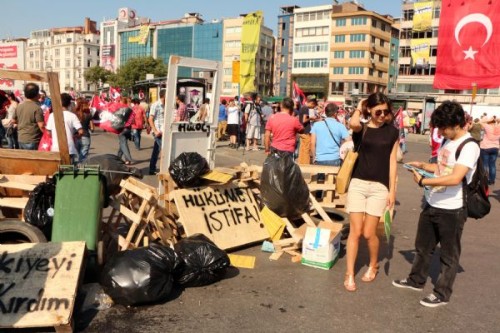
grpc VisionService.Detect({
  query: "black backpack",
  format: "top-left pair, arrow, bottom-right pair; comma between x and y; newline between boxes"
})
455,138 -> 491,219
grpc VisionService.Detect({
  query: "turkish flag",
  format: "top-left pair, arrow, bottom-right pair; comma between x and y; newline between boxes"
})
434,0 -> 500,89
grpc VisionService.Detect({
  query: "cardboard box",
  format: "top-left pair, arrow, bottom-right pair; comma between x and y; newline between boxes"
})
301,221 -> 342,270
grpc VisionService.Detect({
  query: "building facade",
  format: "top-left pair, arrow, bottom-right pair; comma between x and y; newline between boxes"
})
222,16 -> 274,98
292,5 -> 333,99
329,2 -> 394,98
274,6 -> 298,97
26,18 -> 100,93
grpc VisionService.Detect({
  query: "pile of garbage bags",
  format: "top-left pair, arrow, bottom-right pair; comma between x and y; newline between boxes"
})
100,234 -> 230,306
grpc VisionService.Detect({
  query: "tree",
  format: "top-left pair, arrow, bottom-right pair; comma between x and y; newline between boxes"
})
107,56 -> 168,90
84,66 -> 112,91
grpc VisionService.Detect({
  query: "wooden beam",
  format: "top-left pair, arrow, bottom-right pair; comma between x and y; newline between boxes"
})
0,69 -> 49,82
47,72 -> 70,165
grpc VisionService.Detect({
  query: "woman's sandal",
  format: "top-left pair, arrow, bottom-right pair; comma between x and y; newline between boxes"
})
344,274 -> 356,292
361,266 -> 379,282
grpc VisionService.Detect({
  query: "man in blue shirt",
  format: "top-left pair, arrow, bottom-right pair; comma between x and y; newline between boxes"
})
217,99 -> 227,140
311,103 -> 350,166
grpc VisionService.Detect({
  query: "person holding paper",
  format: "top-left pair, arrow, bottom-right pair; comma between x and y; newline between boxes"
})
393,101 -> 480,308
344,93 -> 399,292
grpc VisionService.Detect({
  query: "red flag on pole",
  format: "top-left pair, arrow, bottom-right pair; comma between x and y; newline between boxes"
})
292,81 -> 306,106
434,0 -> 500,89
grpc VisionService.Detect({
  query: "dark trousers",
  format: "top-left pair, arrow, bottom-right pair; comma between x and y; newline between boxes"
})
149,136 -> 162,173
408,205 -> 466,301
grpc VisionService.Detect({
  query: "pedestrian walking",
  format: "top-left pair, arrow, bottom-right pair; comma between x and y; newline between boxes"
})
226,100 -> 239,149
148,89 -> 166,175
217,99 -> 227,140
74,99 -> 94,162
131,98 -> 146,150
14,83 -> 45,150
479,116 -> 500,185
393,101 -> 480,307
344,92 -> 399,292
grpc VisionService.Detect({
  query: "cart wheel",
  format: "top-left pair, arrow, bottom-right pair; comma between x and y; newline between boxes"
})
0,220 -> 47,244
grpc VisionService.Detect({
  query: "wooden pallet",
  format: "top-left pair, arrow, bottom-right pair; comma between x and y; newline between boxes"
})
101,178 -> 179,262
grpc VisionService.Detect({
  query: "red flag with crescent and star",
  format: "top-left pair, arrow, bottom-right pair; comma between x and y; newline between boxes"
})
434,0 -> 500,89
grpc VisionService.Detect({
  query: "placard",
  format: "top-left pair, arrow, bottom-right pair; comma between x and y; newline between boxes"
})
0,241 -> 85,330
173,185 -> 268,250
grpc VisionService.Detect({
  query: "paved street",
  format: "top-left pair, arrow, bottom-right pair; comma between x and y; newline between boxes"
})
62,130 -> 500,332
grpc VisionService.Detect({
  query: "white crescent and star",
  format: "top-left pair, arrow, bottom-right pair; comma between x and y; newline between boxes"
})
454,13 -> 493,60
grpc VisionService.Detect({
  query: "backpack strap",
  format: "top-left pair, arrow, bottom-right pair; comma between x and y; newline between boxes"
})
455,137 -> 479,210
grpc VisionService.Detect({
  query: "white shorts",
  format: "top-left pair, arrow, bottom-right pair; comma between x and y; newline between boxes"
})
246,125 -> 261,139
346,178 -> 388,217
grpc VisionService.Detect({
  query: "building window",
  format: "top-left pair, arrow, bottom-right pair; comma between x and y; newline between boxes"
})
378,71 -> 383,78
87,60 -> 91,67
351,17 -> 367,26
282,22 -> 286,31
333,67 -> 344,74
379,39 -> 385,47
293,58 -> 328,68
371,19 -> 377,28
432,27 -> 439,38
223,82 -> 232,89
65,59 -> 70,67
430,46 -> 438,57
369,68 -> 374,76
403,9 -> 414,21
335,35 -> 346,43
336,18 -> 346,27
350,34 -> 366,42
55,59 -> 60,67
334,51 -> 344,59
65,47 -> 70,55
65,72 -> 70,79
295,42 -> 328,53
379,55 -> 384,62
296,26 -> 329,37
224,68 -> 232,75
29,51 -> 34,58
349,50 -> 365,58
433,6 -> 440,19
348,67 -> 364,75
400,46 -> 411,58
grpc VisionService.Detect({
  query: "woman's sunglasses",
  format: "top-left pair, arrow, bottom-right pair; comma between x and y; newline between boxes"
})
374,109 -> 391,117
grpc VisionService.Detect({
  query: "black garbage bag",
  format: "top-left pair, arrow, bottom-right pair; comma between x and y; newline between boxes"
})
111,107 -> 133,132
260,150 -> 310,219
100,244 -> 180,306
174,234 -> 230,287
86,154 -> 142,197
168,152 -> 210,188
24,178 -> 56,239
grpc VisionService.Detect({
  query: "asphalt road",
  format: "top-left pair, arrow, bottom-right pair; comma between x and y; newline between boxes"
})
14,130 -> 500,333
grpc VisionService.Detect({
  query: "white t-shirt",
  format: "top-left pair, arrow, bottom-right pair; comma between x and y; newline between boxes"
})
425,133 -> 480,209
46,110 -> 82,155
227,106 -> 239,125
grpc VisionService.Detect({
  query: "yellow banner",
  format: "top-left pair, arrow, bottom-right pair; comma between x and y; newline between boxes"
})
410,38 -> 430,66
240,11 -> 262,94
128,25 -> 150,44
413,1 -> 433,32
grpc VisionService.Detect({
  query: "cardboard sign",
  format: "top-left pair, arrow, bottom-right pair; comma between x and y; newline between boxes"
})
0,242 -> 85,329
173,185 -> 268,250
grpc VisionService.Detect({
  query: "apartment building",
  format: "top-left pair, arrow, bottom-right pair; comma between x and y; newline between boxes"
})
274,6 -> 299,97
292,5 -> 333,99
26,18 -> 100,93
222,16 -> 274,97
329,2 -> 395,98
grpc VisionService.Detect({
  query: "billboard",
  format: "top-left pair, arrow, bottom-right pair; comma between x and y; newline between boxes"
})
0,42 -> 25,91
101,45 -> 116,72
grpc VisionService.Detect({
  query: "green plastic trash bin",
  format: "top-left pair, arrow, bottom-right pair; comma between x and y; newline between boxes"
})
51,166 -> 105,251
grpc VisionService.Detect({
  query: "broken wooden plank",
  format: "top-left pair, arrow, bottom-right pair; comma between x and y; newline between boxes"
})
0,197 -> 29,209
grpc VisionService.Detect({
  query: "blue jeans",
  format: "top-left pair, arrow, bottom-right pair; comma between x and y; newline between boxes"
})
132,129 -> 142,150
315,159 -> 342,166
149,136 -> 162,173
19,141 -> 39,150
6,129 -> 19,149
117,128 -> 133,162
77,136 -> 91,163
480,148 -> 498,184
408,205 -> 466,302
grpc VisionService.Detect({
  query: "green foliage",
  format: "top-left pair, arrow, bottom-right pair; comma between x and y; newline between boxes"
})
107,56 -> 168,90
83,66 -> 112,91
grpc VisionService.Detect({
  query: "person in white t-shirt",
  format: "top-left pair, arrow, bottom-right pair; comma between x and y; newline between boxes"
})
46,93 -> 84,165
393,101 -> 480,308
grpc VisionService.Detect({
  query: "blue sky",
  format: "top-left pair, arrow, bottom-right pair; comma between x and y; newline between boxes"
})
1,1 -> 401,39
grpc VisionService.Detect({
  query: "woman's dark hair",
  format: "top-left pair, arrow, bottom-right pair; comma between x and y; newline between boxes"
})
430,100 -> 466,129
361,92 -> 392,118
